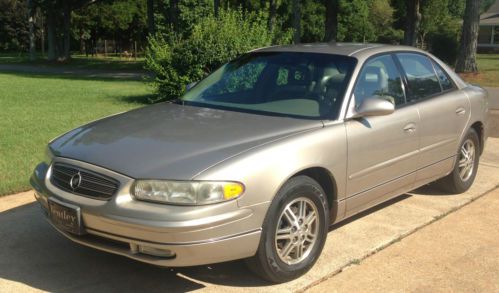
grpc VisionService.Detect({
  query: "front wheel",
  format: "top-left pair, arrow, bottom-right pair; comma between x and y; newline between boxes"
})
437,128 -> 480,194
245,175 -> 329,283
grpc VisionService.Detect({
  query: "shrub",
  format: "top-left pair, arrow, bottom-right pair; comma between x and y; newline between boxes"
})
146,9 -> 292,102
428,28 -> 460,66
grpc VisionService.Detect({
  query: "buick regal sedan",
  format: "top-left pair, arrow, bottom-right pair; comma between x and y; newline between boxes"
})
31,43 -> 489,283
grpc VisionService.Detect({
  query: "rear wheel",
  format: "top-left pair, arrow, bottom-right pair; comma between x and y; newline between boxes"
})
437,129 -> 480,194
246,175 -> 329,283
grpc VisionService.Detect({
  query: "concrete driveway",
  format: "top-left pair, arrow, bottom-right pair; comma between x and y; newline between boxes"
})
486,87 -> 499,110
308,187 -> 499,293
1,137 -> 498,293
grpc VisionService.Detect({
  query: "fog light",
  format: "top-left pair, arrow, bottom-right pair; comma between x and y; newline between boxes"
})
134,245 -> 176,258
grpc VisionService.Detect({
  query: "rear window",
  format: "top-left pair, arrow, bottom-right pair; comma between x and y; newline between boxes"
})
432,61 -> 455,91
396,53 -> 441,102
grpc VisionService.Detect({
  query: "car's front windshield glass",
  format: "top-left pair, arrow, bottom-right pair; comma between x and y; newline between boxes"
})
181,52 -> 356,119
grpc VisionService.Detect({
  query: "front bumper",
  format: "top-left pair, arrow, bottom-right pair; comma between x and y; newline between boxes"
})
30,157 -> 267,267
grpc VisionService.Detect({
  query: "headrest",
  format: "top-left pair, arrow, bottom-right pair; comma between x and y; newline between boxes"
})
363,66 -> 382,83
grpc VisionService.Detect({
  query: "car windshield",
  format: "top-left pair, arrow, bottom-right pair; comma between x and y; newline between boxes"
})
181,52 -> 357,119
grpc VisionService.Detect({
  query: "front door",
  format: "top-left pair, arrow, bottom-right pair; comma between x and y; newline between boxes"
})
345,54 -> 420,216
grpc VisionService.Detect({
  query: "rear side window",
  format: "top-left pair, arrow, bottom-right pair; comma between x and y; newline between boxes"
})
396,53 -> 441,102
432,61 -> 454,91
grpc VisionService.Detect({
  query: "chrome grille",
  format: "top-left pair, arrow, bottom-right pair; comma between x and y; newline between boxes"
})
50,163 -> 120,200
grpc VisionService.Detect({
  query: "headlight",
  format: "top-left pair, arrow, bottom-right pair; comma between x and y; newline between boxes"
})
132,180 -> 245,205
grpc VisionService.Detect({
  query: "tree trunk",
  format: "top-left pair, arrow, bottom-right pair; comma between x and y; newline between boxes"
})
268,0 -> 276,32
28,0 -> 36,61
62,2 -> 71,60
79,28 -> 85,54
404,0 -> 421,46
292,0 -> 301,44
214,0 -> 220,17
241,0 -> 248,13
147,0 -> 155,34
47,9 -> 56,61
455,0 -> 481,73
40,12 -> 45,57
324,0 -> 339,42
169,0 -> 179,31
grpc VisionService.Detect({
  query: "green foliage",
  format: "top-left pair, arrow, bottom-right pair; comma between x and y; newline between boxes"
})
73,0 -> 147,48
370,0 -> 404,43
447,0 -> 465,18
420,0 -> 453,43
300,1 -> 325,43
419,0 -> 462,65
0,0 -> 29,51
155,0 -> 213,37
429,28 -> 460,65
337,0 -> 375,42
146,8 -> 291,102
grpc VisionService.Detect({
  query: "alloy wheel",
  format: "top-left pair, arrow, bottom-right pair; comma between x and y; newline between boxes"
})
458,139 -> 475,182
275,197 -> 319,265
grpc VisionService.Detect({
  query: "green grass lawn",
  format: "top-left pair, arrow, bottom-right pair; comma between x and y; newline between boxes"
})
0,72 -> 152,196
460,54 -> 499,87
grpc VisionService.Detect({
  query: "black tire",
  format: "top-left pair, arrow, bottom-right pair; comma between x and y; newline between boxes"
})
245,175 -> 329,283
436,128 -> 480,194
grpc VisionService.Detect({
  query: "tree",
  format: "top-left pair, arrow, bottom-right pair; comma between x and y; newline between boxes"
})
28,0 -> 36,60
455,0 -> 481,73
168,0 -> 179,30
292,0 -> 301,43
337,0 -> 374,42
40,0 -> 100,61
147,0 -> 155,34
214,0 -> 220,17
324,0 -> 339,42
268,0 -> 276,31
0,0 -> 30,52
419,0 -> 452,45
301,0 -> 325,42
404,0 -> 421,46
369,0 -> 401,43
73,0 -> 147,55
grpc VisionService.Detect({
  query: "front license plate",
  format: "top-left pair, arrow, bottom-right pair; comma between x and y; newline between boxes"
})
48,198 -> 84,235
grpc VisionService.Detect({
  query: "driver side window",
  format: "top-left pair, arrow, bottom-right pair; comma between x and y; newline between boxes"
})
354,55 -> 406,107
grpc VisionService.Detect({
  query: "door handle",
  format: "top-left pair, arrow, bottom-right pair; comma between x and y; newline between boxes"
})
403,123 -> 417,133
456,107 -> 466,115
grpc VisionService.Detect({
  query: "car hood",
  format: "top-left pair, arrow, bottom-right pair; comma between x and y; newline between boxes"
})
50,103 -> 323,179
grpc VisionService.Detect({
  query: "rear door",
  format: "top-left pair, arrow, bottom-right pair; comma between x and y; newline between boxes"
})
395,53 -> 470,171
345,54 -> 420,216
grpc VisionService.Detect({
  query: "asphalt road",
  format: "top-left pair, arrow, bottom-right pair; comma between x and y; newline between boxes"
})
1,137 -> 498,293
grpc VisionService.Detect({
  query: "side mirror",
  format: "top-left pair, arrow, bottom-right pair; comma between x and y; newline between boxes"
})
185,81 -> 198,91
352,97 -> 395,118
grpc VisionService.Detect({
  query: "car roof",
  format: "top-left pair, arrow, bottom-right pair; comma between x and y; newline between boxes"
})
252,42 -> 423,58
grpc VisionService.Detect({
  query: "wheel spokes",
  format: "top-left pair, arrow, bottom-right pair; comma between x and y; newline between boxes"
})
458,139 -> 476,182
275,197 -> 320,265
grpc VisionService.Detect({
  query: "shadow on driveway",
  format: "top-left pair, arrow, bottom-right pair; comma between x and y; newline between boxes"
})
0,191 -> 420,292
0,202 -> 271,292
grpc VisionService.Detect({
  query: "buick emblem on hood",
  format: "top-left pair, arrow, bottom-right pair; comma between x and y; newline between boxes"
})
69,172 -> 82,190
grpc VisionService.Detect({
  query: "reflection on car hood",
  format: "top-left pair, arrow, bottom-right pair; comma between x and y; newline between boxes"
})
50,103 -> 323,179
